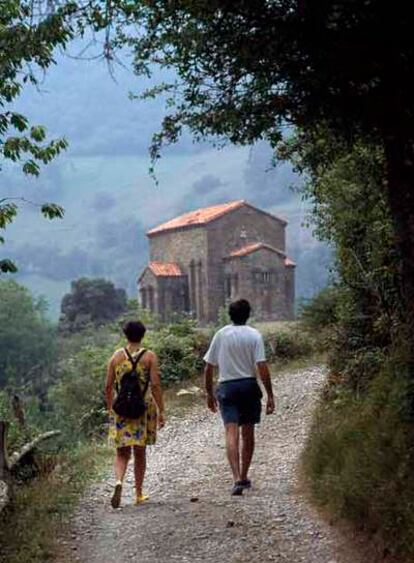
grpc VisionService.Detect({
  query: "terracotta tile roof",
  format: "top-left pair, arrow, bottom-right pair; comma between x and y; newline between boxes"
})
228,243 -> 296,267
228,242 -> 286,258
147,200 -> 246,236
148,262 -> 184,277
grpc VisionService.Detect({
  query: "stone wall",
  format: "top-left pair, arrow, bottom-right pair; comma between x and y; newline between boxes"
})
139,268 -> 159,315
148,228 -> 209,321
224,247 -> 295,321
144,204 -> 292,323
139,267 -> 190,321
206,205 -> 287,322
284,265 -> 296,319
157,276 -> 189,321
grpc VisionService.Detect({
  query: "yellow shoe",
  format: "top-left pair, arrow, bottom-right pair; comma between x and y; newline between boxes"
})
135,493 -> 149,505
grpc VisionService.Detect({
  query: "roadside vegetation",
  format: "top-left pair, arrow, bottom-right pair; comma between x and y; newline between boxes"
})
0,277 -> 314,563
295,137 -> 414,559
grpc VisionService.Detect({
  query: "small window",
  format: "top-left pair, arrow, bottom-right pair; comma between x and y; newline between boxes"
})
252,270 -> 273,286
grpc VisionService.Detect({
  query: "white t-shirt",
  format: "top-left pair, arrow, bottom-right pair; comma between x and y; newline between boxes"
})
203,324 -> 266,382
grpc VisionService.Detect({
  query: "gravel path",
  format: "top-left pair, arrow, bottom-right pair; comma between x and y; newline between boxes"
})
65,366 -> 383,563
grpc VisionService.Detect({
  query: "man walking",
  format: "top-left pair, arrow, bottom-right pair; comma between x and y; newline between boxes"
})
204,299 -> 275,496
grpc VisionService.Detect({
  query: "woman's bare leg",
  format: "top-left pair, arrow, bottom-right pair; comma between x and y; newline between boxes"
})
111,446 -> 131,508
114,446 -> 131,482
133,446 -> 146,496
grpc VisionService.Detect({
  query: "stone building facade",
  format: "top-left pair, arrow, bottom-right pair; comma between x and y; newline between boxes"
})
138,200 -> 296,323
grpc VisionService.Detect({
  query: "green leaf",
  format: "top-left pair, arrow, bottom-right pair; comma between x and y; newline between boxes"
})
41,203 -> 65,220
0,259 -> 18,274
0,203 -> 18,228
22,160 -> 40,176
10,113 -> 28,132
30,125 -> 47,142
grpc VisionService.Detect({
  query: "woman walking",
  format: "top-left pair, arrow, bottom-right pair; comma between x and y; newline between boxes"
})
105,320 -> 165,508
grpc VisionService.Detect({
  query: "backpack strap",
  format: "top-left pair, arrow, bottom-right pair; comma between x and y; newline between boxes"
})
115,349 -> 148,394
125,348 -> 150,392
125,348 -> 151,397
124,348 -> 147,370
134,349 -> 151,397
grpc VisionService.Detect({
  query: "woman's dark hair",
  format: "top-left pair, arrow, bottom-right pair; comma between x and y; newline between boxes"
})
123,320 -> 146,343
228,299 -> 251,325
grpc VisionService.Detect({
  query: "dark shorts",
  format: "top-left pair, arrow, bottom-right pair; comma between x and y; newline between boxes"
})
216,378 -> 263,426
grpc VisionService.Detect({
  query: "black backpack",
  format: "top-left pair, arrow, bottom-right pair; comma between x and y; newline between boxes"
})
112,348 -> 149,419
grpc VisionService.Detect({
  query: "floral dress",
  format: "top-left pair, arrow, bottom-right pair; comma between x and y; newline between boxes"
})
108,349 -> 157,448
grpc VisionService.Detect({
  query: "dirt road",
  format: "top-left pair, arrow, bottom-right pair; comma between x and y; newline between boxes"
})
65,366 -> 384,563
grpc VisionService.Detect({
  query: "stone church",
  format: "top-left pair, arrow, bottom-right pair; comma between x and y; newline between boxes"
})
138,200 -> 295,323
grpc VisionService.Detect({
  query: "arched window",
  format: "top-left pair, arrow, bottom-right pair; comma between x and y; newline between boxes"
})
140,287 -> 148,309
189,260 -> 197,316
225,275 -> 232,299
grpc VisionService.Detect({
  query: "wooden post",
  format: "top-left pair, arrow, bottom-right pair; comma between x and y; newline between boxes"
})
0,421 -> 9,479
9,430 -> 61,469
12,395 -> 26,431
0,421 -> 10,513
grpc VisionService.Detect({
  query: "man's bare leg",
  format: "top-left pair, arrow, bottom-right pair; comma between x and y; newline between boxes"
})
225,423 -> 241,482
241,424 -> 255,482
133,445 -> 146,497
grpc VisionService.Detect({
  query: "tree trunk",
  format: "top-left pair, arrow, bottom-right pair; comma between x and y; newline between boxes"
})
0,421 -> 9,479
384,136 -> 414,333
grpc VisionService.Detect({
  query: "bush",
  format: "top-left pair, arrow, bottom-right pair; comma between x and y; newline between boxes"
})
0,442 -> 109,563
47,318 -> 209,440
0,280 -> 57,391
216,305 -> 230,327
303,360 -> 414,557
144,321 -> 208,384
263,329 -> 314,362
48,345 -> 112,441
300,286 -> 340,331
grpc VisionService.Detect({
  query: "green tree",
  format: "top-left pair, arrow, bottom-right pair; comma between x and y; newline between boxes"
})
4,0 -> 414,328
48,344 -> 111,439
59,277 -> 128,332
0,0 -> 80,273
285,131 -> 399,385
97,0 -> 414,328
0,280 -> 56,390
281,128 -> 414,553
299,286 -> 339,332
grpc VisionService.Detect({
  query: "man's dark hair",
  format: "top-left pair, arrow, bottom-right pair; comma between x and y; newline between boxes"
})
123,320 -> 146,343
228,299 -> 251,325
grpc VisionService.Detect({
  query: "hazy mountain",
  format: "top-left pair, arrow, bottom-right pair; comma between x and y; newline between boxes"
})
1,51 -> 330,319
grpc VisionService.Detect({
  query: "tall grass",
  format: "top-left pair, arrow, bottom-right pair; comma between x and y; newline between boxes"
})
0,317 -> 317,563
303,362 -> 414,557
0,443 -> 110,563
